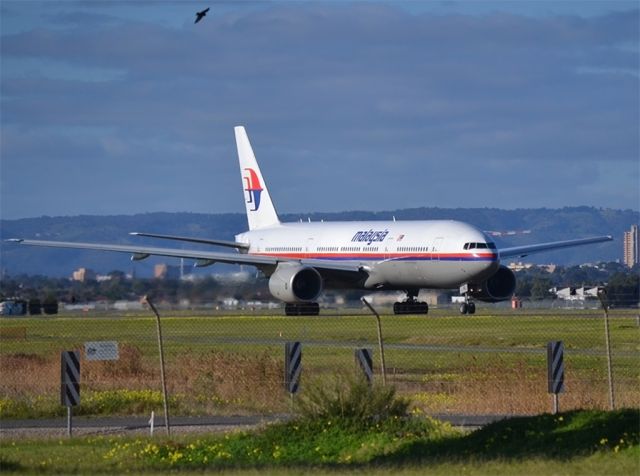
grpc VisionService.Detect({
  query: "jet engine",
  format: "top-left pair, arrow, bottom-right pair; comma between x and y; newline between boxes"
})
468,265 -> 516,303
268,263 -> 323,303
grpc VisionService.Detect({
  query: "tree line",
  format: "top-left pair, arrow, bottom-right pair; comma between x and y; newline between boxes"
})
1,262 -> 638,309
514,262 -> 638,306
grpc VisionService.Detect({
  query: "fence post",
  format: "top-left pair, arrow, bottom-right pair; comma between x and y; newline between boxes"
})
355,348 -> 373,385
144,296 -> 171,436
361,298 -> 387,386
285,341 -> 302,390
597,289 -> 616,410
61,350 -> 80,437
546,341 -> 564,414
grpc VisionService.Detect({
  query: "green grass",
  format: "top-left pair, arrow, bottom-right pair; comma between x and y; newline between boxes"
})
0,409 -> 637,474
1,309 -> 638,353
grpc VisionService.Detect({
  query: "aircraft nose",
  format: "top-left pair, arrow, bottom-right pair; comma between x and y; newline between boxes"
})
485,252 -> 500,274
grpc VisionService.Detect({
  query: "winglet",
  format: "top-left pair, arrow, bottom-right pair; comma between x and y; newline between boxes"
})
234,126 -> 280,230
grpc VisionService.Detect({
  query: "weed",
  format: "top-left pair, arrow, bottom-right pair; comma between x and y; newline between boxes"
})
78,389 -> 182,416
295,374 -> 410,427
0,455 -> 23,472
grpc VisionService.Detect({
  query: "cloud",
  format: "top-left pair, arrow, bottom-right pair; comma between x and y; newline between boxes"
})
1,3 -> 638,218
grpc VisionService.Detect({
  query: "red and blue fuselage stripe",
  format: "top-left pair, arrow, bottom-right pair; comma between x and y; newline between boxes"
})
253,252 -> 498,262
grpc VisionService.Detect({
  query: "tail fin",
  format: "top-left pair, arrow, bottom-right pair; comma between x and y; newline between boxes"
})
234,126 -> 280,230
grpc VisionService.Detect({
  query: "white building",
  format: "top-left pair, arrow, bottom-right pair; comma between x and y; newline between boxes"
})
552,286 -> 603,301
623,224 -> 639,268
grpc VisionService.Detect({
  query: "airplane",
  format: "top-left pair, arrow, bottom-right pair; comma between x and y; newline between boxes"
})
8,126 -> 613,316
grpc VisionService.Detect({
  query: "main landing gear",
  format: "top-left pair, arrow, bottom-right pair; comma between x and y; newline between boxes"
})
393,290 -> 429,315
285,302 -> 320,316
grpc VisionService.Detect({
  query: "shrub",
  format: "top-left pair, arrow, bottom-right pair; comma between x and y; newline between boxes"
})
295,373 -> 410,427
42,295 -> 58,314
28,298 -> 41,315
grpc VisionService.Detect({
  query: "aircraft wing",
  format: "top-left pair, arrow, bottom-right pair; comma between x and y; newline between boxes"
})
499,235 -> 612,259
7,239 -> 364,273
129,232 -> 250,250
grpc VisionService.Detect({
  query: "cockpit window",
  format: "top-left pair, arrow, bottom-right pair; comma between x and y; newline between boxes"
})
463,242 -> 496,250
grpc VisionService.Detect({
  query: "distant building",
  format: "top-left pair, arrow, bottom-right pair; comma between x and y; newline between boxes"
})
364,291 -> 448,306
0,299 -> 26,316
508,262 -> 533,272
551,286 -> 603,301
154,264 -> 180,280
508,262 -> 556,273
623,224 -> 639,268
423,290 -> 450,306
72,268 -> 96,282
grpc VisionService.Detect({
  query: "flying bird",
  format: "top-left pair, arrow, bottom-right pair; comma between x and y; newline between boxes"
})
195,7 -> 210,24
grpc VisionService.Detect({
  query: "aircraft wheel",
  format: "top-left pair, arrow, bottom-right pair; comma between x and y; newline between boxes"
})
394,301 -> 429,315
286,302 -> 320,316
304,302 -> 320,316
285,303 -> 298,316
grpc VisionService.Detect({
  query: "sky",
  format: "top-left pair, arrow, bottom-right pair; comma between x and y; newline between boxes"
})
1,0 -> 638,220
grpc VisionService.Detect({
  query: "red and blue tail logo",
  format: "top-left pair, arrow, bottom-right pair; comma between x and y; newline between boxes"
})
243,168 -> 263,211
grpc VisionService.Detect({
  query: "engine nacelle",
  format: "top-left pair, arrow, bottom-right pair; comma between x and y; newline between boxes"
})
268,263 -> 323,303
468,265 -> 516,303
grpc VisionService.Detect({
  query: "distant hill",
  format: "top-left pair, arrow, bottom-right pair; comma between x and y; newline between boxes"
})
1,207 -> 637,277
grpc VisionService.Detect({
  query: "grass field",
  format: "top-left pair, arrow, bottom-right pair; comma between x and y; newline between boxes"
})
1,308 -> 638,418
1,409 -> 638,475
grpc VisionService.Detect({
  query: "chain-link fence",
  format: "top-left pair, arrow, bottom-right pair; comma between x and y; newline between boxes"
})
1,303 -> 638,421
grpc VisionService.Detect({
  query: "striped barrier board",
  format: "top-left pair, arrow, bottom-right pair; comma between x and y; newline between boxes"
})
61,350 -> 81,406
547,341 -> 565,394
284,342 -> 302,394
355,348 -> 373,385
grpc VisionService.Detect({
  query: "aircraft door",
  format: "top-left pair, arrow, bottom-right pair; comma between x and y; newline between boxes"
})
431,237 -> 444,260
306,237 -> 314,259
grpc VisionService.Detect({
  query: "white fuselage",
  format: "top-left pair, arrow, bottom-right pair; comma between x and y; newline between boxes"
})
237,219 -> 500,290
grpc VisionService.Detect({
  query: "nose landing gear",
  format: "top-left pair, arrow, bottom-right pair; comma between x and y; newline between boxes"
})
393,290 -> 429,315
458,285 -> 476,315
459,300 -> 476,315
